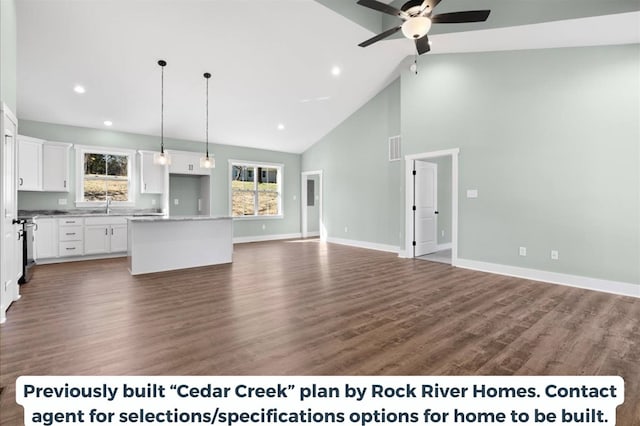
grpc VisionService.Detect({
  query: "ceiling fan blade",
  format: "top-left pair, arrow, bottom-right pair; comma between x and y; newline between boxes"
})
415,35 -> 431,55
358,26 -> 402,48
431,10 -> 491,24
419,0 -> 442,14
357,0 -> 408,19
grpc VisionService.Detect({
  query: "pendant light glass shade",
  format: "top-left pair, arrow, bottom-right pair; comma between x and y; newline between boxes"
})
200,72 -> 215,169
153,59 -> 171,165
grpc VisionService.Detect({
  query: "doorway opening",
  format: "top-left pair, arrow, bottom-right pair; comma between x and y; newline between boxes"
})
301,170 -> 324,240
404,149 -> 459,265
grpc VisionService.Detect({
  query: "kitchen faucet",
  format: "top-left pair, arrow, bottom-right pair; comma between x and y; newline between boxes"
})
106,197 -> 112,214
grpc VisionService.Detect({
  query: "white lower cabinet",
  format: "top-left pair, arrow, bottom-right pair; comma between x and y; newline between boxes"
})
58,218 -> 84,257
34,218 -> 58,261
84,225 -> 110,255
110,224 -> 128,253
84,217 -> 128,254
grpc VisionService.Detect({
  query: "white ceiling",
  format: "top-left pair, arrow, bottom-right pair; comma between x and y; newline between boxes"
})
16,1 -> 640,154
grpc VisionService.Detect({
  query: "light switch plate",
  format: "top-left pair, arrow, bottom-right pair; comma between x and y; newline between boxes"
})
58,198 -> 67,205
151,199 -> 156,206
519,247 -> 527,256
467,189 -> 478,198
174,199 -> 179,205
551,250 -> 559,260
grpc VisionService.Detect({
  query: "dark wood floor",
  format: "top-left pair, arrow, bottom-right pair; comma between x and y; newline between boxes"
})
1,240 -> 639,424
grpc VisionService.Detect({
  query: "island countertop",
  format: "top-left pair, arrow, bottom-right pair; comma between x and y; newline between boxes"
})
127,215 -> 231,223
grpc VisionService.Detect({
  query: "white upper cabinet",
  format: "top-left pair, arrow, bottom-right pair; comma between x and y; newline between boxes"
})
17,136 -> 43,191
168,150 -> 210,176
42,142 -> 71,192
18,136 -> 71,192
139,151 -> 165,194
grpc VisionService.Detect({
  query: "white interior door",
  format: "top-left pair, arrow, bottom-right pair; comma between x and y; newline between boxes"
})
414,160 -> 438,257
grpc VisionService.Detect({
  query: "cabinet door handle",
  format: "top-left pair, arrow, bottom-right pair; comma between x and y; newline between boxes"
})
66,232 -> 75,236
66,247 -> 75,251
105,228 -> 108,235
19,177 -> 23,186
144,183 -> 147,190
111,228 -> 114,235
64,180 -> 67,188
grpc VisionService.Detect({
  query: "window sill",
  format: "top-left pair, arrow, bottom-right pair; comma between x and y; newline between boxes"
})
232,215 -> 283,221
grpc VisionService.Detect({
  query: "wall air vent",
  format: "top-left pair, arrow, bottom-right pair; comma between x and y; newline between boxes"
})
389,135 -> 401,162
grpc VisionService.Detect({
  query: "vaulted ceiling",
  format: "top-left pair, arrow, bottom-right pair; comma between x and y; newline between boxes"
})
16,0 -> 640,153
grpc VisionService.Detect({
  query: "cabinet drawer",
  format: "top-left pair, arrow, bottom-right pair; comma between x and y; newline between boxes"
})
59,225 -> 83,242
59,218 -> 84,226
59,241 -> 83,257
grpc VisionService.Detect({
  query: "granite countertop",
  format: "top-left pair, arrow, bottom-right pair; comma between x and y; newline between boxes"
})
128,215 -> 232,222
19,209 -> 165,219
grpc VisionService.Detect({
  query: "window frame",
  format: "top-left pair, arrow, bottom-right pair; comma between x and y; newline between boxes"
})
75,145 -> 136,207
228,159 -> 284,220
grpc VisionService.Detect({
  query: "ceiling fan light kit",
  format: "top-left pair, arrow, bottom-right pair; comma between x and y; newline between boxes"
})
356,0 -> 490,55
402,17 -> 432,39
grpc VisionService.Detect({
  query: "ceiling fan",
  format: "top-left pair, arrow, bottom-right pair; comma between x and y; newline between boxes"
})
357,0 -> 491,55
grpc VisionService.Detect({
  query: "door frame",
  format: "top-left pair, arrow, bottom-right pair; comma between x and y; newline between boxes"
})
404,148 -> 459,265
301,170 -> 324,240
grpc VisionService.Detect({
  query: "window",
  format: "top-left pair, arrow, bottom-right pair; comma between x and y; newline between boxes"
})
230,161 -> 282,218
75,145 -> 135,206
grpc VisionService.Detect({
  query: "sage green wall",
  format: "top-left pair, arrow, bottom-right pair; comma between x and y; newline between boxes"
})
18,120 -> 302,238
169,175 -> 201,216
401,45 -> 639,285
302,79 -> 401,247
0,0 -> 17,112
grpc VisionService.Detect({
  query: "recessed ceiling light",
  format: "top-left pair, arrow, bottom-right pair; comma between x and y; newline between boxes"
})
277,123 -> 285,131
331,66 -> 341,76
73,85 -> 86,94
103,120 -> 113,127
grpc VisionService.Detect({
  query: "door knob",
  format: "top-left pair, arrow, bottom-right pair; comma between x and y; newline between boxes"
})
434,211 -> 439,215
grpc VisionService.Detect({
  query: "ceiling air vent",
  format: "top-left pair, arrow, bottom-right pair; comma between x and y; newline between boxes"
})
389,135 -> 401,162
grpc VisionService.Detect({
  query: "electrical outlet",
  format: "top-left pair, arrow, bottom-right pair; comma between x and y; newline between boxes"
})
262,224 -> 266,230
58,198 -> 67,205
519,247 -> 527,256
441,230 -> 445,237
151,199 -> 156,206
293,195 -> 297,201
551,250 -> 559,260
344,226 -> 348,233
174,199 -> 179,205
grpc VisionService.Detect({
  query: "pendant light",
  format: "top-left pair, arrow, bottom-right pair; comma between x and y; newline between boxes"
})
200,72 -> 215,169
153,59 -> 171,165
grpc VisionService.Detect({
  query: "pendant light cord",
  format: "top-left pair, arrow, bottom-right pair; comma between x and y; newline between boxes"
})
204,72 -> 211,159
206,74 -> 209,158
161,63 -> 164,154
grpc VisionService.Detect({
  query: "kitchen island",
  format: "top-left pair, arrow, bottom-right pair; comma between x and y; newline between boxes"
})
127,216 -> 232,275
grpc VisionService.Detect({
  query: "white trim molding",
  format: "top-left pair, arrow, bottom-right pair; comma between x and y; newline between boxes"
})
233,233 -> 302,244
436,243 -> 453,252
405,148 -> 460,264
456,258 -> 640,298
327,237 -> 400,254
301,170 -> 324,241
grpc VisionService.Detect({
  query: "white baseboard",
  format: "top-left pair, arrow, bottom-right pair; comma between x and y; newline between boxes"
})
456,258 -> 639,298
304,231 -> 320,237
327,237 -> 400,254
36,252 -> 126,265
437,242 -> 452,251
233,233 -> 302,244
